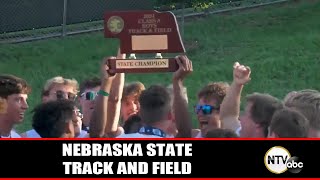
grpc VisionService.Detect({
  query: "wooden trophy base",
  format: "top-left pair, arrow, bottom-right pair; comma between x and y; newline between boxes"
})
107,58 -> 178,73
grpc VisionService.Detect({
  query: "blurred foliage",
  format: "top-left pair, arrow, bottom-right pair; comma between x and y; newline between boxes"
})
154,0 -> 243,10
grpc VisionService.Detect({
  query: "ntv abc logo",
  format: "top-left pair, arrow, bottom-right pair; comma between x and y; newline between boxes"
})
264,146 -> 303,174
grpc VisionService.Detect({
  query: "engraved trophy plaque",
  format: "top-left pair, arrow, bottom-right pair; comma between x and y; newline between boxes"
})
104,10 -> 186,73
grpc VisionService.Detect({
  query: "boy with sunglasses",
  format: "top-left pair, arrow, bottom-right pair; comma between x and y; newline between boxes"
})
21,76 -> 81,138
78,77 -> 101,133
193,82 -> 229,138
41,76 -> 79,102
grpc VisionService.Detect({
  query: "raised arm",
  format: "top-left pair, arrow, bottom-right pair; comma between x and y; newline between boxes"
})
89,57 -> 115,138
174,55 -> 193,138
220,62 -> 251,131
105,51 -> 125,137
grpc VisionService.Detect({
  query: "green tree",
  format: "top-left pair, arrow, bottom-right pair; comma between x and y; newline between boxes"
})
155,0 -> 215,10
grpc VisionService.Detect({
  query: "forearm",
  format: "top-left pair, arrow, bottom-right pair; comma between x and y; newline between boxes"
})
105,73 -> 124,137
173,79 -> 192,138
220,81 -> 242,130
89,78 -> 112,138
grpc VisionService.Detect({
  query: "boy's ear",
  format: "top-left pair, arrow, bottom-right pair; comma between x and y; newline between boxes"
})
0,97 -> 8,114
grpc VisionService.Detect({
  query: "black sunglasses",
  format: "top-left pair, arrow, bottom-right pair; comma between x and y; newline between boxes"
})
54,90 -> 77,101
194,104 -> 220,115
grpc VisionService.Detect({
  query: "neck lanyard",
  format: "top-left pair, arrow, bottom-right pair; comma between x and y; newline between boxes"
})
139,126 -> 166,138
82,124 -> 89,132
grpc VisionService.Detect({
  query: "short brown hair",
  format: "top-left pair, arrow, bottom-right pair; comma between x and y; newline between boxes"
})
80,77 -> 101,94
122,82 -> 145,102
246,93 -> 283,137
0,74 -> 31,98
270,108 -> 309,138
139,85 -> 172,124
285,90 -> 320,130
284,89 -> 319,104
197,82 -> 229,106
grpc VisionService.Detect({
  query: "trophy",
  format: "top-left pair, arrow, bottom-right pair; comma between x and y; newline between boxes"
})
104,10 -> 186,73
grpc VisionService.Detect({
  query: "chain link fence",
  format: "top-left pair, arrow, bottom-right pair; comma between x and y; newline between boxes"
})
0,0 -> 289,44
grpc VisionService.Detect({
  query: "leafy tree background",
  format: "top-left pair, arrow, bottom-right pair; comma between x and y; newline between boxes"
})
154,0 -> 243,10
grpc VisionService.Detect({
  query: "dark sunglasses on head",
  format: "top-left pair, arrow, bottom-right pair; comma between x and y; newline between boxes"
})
55,90 -> 77,101
194,104 -> 220,115
80,91 -> 98,101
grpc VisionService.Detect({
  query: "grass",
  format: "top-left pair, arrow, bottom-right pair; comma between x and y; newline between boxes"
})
0,0 -> 319,133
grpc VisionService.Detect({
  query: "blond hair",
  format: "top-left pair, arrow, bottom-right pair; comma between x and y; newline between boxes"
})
42,76 -> 79,96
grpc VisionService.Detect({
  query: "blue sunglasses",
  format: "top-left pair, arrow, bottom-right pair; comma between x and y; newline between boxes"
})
194,104 -> 220,115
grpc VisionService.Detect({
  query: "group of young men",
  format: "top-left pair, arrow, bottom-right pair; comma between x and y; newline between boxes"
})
0,53 -> 319,138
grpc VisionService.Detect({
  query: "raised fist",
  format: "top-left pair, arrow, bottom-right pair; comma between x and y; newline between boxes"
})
233,62 -> 251,85
173,55 -> 193,81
